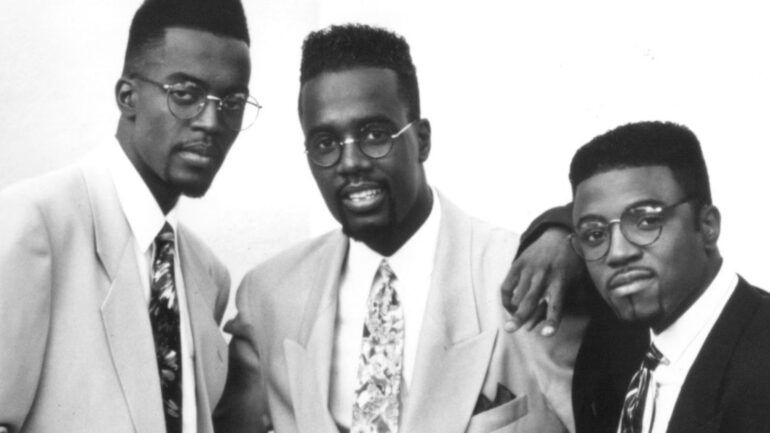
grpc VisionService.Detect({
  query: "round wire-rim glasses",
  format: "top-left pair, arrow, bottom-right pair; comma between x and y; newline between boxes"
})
569,197 -> 695,262
132,74 -> 262,132
304,120 -> 419,167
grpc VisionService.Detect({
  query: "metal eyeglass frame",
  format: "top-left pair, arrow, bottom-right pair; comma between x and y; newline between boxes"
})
304,120 -> 419,167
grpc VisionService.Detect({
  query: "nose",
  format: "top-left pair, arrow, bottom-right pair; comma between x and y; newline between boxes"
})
190,96 -> 225,132
337,138 -> 372,174
605,223 -> 642,266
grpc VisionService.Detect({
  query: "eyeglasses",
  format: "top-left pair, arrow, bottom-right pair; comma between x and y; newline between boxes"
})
304,120 -> 418,167
569,197 -> 695,262
131,74 -> 262,131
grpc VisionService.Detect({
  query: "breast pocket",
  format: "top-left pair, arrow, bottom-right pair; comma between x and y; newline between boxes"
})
465,395 -> 528,433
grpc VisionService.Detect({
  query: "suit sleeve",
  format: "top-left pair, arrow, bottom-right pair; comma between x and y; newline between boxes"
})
516,203 -> 573,257
210,258 -> 231,325
0,192 -> 53,431
213,273 -> 269,433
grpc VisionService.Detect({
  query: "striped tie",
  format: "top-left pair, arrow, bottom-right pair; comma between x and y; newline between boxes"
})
149,222 -> 182,433
351,259 -> 404,433
620,344 -> 664,433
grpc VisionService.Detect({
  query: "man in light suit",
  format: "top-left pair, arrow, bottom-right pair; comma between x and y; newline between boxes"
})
214,24 -> 585,433
0,0 -> 256,432
524,121 -> 770,433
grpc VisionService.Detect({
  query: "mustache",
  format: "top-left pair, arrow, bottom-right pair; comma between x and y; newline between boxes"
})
607,267 -> 656,290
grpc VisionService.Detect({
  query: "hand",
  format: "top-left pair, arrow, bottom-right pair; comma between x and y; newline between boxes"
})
501,227 -> 583,336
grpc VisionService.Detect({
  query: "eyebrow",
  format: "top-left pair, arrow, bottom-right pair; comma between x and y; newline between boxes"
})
305,115 -> 397,138
163,72 -> 249,94
575,198 -> 667,226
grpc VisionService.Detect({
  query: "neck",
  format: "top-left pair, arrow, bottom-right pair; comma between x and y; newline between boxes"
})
652,255 -> 723,334
115,124 -> 179,215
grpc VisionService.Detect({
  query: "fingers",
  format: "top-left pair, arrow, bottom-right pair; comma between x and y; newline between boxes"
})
500,260 -> 521,315
503,268 -> 545,333
526,296 -> 548,331
539,278 -> 565,337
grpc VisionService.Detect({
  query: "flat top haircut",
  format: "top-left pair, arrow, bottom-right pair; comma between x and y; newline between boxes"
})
123,0 -> 250,74
569,121 -> 712,206
299,24 -> 420,120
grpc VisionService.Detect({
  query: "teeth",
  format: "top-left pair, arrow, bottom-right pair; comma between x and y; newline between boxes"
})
348,189 -> 381,202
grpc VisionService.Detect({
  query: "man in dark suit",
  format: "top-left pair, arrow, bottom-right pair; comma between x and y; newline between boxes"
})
516,121 -> 770,433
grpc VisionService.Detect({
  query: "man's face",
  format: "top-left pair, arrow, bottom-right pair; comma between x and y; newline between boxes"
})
299,67 -> 431,243
573,166 -> 715,330
123,27 -> 251,201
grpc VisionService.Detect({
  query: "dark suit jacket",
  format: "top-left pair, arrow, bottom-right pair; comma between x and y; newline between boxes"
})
574,278 -> 770,433
523,204 -> 770,433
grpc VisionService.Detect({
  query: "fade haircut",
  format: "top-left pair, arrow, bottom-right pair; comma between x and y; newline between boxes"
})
123,0 -> 249,74
569,121 -> 712,206
299,24 -> 420,120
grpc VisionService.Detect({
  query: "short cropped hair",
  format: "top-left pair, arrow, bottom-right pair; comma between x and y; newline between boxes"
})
569,121 -> 712,205
299,24 -> 420,120
123,0 -> 249,74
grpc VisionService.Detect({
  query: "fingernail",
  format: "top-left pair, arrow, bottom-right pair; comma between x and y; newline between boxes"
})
504,321 -> 518,333
541,325 -> 555,337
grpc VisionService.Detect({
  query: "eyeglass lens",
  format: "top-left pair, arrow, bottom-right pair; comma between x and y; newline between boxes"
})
306,123 -> 404,167
572,205 -> 667,261
165,83 -> 260,131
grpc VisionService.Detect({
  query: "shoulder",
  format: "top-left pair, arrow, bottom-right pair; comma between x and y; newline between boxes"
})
0,165 -> 87,208
0,165 -> 91,233
438,193 -> 519,261
177,224 -> 230,288
241,229 -> 344,285
233,229 -> 345,325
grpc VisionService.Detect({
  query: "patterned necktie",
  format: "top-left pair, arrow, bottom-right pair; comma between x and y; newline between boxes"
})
351,259 -> 404,433
149,222 -> 182,433
619,344 -> 665,433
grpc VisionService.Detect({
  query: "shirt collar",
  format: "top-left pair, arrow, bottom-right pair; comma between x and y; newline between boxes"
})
107,140 -> 178,254
652,260 -> 738,366
347,187 -> 441,282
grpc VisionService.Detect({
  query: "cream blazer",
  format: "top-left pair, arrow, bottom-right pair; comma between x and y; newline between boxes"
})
215,194 -> 586,433
0,160 -> 230,433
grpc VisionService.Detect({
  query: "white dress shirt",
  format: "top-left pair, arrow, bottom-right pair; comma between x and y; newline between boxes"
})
330,189 -> 442,428
632,261 -> 737,433
106,142 -> 198,433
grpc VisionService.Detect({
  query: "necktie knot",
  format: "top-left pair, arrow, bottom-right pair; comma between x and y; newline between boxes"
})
643,343 -> 665,371
156,222 -> 175,249
375,258 -> 396,284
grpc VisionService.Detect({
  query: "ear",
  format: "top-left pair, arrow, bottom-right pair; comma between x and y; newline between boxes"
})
699,204 -> 721,250
416,118 -> 431,163
115,77 -> 137,119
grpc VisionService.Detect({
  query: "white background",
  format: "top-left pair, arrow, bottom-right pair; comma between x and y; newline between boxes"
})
2,1 -> 768,317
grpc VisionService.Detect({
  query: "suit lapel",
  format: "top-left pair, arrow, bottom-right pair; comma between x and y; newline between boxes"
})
83,163 -> 166,433
401,196 -> 497,433
177,226 -> 228,433
667,280 -> 758,433
284,231 -> 349,433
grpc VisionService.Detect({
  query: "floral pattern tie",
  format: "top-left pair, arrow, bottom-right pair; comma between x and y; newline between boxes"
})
620,344 -> 665,433
351,259 -> 404,433
149,222 -> 182,433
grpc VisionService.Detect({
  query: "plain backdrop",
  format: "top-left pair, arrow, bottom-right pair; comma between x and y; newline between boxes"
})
2,1 -> 768,319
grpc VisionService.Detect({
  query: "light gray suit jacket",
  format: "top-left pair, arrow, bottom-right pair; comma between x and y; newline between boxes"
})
0,160 -> 230,433
215,194 -> 586,433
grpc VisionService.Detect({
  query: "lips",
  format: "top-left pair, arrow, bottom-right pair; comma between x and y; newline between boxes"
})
339,182 -> 386,213
607,268 -> 655,295
177,141 -> 221,167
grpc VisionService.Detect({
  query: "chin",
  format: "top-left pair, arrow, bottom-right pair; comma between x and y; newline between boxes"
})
179,180 -> 213,198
